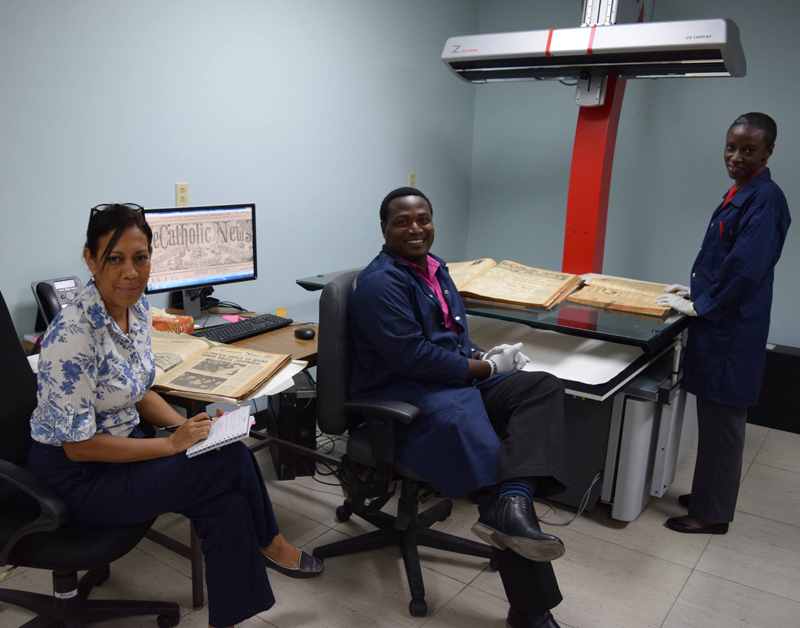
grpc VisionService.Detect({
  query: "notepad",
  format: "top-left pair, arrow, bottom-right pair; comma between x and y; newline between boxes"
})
186,406 -> 253,458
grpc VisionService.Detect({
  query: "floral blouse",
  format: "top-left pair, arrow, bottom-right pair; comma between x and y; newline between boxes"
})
30,280 -> 156,446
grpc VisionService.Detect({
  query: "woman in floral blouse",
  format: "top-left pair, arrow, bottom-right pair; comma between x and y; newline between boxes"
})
26,204 -> 322,628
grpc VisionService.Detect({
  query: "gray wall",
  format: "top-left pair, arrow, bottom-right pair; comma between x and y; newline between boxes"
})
469,0 -> 800,346
0,0 -> 478,333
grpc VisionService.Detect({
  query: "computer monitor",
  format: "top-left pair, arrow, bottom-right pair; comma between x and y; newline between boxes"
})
144,204 -> 257,318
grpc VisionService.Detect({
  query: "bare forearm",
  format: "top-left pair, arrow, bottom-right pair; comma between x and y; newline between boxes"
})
136,390 -> 187,428
62,433 -> 176,463
467,358 -> 492,380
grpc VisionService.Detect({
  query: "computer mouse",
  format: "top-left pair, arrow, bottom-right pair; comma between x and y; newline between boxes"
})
294,327 -> 316,340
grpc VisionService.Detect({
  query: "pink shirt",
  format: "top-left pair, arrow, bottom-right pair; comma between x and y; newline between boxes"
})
407,256 -> 459,334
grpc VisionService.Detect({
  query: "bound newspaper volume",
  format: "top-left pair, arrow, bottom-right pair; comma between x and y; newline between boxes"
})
151,330 -> 291,403
566,277 -> 671,316
446,259 -> 582,310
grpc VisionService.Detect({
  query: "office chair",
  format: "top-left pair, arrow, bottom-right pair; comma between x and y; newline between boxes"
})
0,291 -> 181,628
311,271 -> 493,617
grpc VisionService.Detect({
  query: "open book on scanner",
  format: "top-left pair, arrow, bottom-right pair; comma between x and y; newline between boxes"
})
446,258 -> 582,309
186,406 -> 253,458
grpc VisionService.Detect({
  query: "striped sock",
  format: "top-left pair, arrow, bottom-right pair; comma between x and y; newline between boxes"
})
499,478 -> 537,503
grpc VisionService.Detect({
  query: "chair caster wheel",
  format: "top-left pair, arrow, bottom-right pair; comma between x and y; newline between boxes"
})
409,599 -> 427,617
95,567 -> 110,586
157,612 -> 180,627
336,505 -> 352,522
489,559 -> 498,571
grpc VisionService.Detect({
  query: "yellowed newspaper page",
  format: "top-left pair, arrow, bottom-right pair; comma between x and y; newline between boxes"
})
566,277 -> 671,316
153,345 -> 291,401
459,260 -> 581,308
446,258 -> 496,291
151,330 -> 212,379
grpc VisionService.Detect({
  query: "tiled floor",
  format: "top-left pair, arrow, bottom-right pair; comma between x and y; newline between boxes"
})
2,423 -> 799,628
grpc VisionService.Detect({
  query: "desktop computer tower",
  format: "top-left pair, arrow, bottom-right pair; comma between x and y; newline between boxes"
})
273,371 -> 318,480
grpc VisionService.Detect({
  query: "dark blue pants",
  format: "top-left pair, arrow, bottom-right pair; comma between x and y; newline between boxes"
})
26,436 -> 279,628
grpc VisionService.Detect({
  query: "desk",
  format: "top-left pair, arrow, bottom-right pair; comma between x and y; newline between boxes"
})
149,321 -> 327,609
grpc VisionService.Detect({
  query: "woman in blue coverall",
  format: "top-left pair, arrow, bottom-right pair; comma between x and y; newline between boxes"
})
656,112 -> 791,534
26,204 -> 322,628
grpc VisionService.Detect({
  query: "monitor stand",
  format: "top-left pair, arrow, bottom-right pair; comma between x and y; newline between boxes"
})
182,289 -> 203,320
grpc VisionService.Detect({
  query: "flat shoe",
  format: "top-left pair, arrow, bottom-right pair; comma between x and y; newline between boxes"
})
263,550 -> 323,578
664,516 -> 728,535
678,494 -> 691,508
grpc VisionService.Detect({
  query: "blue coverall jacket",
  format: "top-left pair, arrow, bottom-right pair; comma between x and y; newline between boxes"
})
683,169 -> 791,407
348,246 -> 509,498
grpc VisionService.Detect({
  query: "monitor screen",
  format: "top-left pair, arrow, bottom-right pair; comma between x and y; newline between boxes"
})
144,204 -> 257,294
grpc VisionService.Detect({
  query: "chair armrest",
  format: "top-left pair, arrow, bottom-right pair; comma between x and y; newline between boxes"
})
0,459 -> 69,565
343,399 -> 420,477
342,399 -> 420,425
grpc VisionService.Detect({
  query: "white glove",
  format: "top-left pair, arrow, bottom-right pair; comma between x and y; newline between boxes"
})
654,293 -> 697,317
664,283 -> 691,298
483,343 -> 526,374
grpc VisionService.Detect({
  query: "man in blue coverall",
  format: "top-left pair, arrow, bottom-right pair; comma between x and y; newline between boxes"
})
348,187 -> 569,628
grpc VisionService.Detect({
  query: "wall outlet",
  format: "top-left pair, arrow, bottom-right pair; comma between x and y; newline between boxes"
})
175,182 -> 189,206
408,172 -> 416,188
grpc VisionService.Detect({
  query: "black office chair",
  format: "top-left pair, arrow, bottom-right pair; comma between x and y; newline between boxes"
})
311,271 -> 493,617
0,291 -> 181,628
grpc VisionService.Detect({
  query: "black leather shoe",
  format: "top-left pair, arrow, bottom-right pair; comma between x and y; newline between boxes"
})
472,494 -> 565,561
263,550 -> 323,578
664,516 -> 728,535
507,607 -> 561,628
678,494 -> 691,508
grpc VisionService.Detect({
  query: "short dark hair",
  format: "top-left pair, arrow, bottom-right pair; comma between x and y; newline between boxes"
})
379,187 -> 433,223
730,112 -> 777,148
85,204 -> 153,269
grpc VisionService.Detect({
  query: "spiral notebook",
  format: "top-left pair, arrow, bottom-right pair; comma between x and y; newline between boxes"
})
186,406 -> 253,458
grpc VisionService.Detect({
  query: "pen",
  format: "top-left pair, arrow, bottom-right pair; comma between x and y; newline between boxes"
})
720,221 -> 724,238
157,424 -> 183,432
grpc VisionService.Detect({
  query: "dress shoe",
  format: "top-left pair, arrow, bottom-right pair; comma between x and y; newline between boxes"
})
263,550 -> 323,578
678,494 -> 691,508
507,607 -> 561,628
664,516 -> 728,535
472,494 -> 565,561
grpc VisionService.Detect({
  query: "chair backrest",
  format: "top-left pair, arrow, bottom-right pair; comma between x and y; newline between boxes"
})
316,270 -> 361,436
0,292 -> 38,465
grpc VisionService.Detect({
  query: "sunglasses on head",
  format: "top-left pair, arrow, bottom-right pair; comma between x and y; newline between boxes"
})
89,203 -> 144,218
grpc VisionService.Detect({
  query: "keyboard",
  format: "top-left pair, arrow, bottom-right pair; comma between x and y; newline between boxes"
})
192,313 -> 293,344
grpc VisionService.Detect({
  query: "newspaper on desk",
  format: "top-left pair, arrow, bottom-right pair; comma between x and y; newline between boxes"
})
151,330 -> 292,403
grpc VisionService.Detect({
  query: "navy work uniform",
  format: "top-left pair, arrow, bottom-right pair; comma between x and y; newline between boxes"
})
683,168 -> 790,522
348,245 -> 567,615
27,282 -> 278,628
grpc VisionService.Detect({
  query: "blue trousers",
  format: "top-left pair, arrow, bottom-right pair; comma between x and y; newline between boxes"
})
26,436 -> 279,628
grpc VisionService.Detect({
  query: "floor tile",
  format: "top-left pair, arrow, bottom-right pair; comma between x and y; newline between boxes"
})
544,497 -> 711,569
662,571 -> 800,628
422,585 -> 578,628
754,428 -> 800,474
257,454 -> 349,529
471,528 -> 690,628
258,529 -> 466,627
736,463 -> 800,527
695,510 -> 800,603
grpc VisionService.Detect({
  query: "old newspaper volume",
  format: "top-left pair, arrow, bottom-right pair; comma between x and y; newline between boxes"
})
566,277 -> 671,316
446,259 -> 582,309
151,331 -> 291,403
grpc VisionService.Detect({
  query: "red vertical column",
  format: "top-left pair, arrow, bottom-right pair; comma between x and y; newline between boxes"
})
561,73 -> 627,275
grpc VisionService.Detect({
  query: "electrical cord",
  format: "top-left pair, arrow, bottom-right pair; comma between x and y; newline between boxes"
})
536,472 -> 603,527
